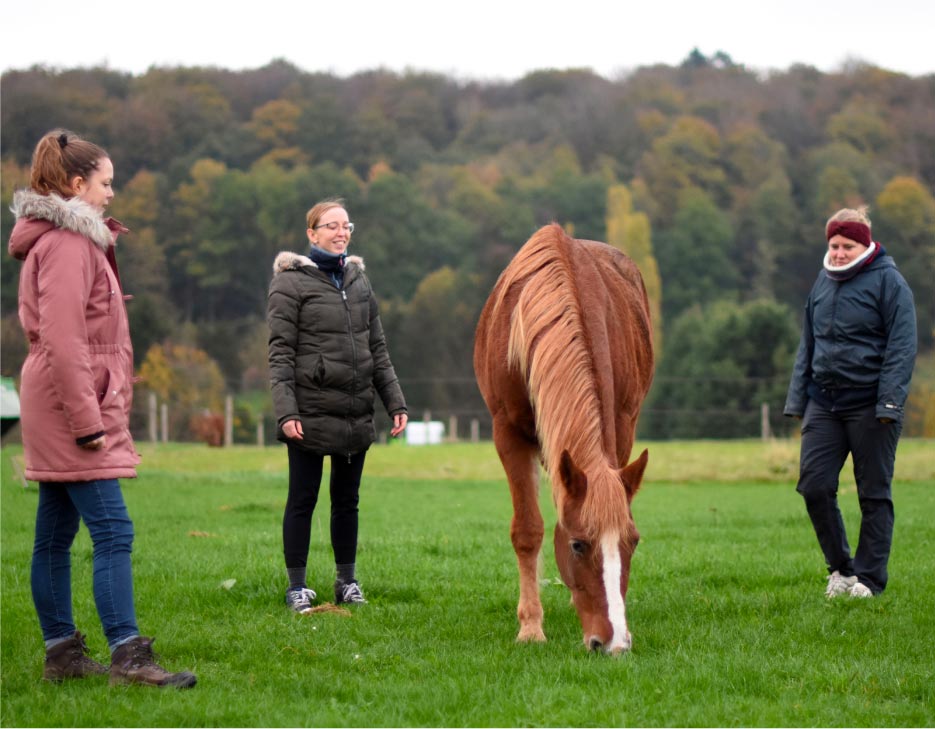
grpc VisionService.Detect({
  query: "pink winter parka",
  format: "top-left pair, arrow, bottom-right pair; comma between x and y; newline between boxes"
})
8,190 -> 140,482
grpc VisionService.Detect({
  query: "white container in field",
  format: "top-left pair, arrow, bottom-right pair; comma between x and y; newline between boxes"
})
405,421 -> 444,445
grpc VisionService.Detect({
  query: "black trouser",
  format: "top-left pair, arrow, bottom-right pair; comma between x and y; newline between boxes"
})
796,400 -> 902,594
283,445 -> 367,569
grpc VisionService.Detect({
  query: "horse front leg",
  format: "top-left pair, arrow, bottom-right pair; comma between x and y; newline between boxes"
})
493,416 -> 545,643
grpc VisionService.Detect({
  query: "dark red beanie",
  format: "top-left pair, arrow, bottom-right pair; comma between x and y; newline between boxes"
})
827,220 -> 871,247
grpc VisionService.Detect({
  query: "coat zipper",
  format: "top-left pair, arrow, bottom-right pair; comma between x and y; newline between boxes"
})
342,287 -> 357,463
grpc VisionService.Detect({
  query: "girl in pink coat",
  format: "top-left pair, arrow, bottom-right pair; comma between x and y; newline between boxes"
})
8,129 -> 195,688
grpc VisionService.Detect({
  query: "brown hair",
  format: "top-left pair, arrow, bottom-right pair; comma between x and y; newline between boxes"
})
825,206 -> 872,237
305,198 -> 346,229
30,129 -> 109,198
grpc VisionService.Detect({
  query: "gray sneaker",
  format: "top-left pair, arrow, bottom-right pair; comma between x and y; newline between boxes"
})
285,587 -> 317,612
335,580 -> 366,604
825,570 -> 857,598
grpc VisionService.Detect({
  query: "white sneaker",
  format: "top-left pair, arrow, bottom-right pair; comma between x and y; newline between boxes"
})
848,582 -> 873,598
825,570 -> 857,598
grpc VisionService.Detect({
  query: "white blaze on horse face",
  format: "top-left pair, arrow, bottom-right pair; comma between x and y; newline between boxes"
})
601,531 -> 630,652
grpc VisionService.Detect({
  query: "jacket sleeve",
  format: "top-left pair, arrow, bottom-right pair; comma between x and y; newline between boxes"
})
876,270 -> 917,422
368,292 -> 407,416
267,275 -> 302,427
35,234 -> 105,439
784,296 -> 814,418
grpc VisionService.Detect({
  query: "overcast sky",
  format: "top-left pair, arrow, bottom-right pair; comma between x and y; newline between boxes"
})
3,0 -> 933,81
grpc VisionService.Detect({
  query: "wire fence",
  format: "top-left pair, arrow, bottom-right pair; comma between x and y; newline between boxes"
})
125,375 -> 800,446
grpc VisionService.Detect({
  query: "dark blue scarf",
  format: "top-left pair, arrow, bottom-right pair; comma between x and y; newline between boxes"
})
309,246 -> 347,289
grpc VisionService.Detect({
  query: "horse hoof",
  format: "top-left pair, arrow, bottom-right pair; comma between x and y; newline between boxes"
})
517,628 -> 546,643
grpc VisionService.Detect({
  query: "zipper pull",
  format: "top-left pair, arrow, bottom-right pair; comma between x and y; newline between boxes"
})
342,290 -> 347,301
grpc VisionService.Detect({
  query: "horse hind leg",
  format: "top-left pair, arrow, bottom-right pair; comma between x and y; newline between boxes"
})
494,417 -> 546,643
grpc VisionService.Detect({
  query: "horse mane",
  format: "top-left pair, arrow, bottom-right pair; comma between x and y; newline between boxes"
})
490,224 -> 633,539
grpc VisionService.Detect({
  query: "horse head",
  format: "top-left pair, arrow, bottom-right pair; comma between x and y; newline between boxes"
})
553,448 -> 648,654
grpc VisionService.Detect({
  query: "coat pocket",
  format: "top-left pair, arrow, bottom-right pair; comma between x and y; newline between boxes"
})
97,367 -> 125,412
297,355 -> 325,389
95,367 -> 112,405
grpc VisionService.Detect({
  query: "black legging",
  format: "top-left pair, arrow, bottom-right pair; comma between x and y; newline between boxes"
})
283,445 -> 367,569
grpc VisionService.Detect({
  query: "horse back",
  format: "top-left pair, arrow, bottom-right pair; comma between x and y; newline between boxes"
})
474,225 -> 654,462
569,240 -> 653,459
572,239 -> 654,398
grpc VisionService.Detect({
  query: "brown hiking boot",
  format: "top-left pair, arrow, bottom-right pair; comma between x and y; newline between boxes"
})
109,636 -> 196,688
43,631 -> 108,681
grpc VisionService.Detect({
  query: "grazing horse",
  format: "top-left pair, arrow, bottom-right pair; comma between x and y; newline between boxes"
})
473,223 -> 654,654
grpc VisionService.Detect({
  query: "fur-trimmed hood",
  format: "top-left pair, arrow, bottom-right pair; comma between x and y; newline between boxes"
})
8,189 -> 126,261
272,250 -> 365,275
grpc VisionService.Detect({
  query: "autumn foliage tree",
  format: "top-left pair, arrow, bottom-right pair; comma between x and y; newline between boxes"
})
606,184 -> 663,352
3,53 -> 933,437
137,343 -> 226,440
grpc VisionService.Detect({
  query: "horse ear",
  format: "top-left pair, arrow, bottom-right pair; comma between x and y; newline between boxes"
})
619,449 -> 649,500
559,450 -> 587,499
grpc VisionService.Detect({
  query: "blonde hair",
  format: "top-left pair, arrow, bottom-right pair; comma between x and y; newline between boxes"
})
826,206 -> 872,237
305,198 -> 346,229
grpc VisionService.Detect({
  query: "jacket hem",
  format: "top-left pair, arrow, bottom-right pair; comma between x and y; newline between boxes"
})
24,467 -> 138,482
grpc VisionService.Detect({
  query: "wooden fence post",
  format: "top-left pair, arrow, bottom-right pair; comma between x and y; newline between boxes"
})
224,395 -> 233,447
256,417 -> 264,447
470,418 -> 479,443
448,414 -> 458,442
761,402 -> 771,441
160,403 -> 169,443
148,392 -> 157,443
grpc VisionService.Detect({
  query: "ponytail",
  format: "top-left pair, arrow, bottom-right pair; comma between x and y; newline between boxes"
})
30,129 -> 108,198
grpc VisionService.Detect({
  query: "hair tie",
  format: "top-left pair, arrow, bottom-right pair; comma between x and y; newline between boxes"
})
57,133 -> 69,149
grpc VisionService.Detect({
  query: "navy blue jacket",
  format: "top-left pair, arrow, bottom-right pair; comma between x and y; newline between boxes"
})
784,254 -> 917,422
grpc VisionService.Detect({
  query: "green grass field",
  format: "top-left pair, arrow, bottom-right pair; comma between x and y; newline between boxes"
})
2,440 -> 933,727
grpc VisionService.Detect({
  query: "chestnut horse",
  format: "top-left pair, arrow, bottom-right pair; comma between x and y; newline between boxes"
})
473,224 -> 654,654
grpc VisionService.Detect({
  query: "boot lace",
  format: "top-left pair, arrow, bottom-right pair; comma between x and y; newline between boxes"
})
126,639 -> 159,668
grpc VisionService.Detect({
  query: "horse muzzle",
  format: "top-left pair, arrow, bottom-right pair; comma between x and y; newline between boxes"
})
587,630 -> 632,655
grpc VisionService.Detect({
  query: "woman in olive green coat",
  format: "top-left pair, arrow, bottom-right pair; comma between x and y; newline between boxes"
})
268,199 -> 408,610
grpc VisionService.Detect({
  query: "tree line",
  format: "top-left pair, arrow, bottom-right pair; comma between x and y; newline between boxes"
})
2,50 -> 933,438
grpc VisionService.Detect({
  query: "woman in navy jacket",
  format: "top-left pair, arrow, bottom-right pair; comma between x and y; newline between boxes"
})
785,206 -> 916,598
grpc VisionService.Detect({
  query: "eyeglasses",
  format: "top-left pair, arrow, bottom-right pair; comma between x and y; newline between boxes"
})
313,221 -> 355,234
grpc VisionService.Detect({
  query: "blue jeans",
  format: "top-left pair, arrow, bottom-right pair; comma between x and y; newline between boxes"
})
32,479 -> 139,649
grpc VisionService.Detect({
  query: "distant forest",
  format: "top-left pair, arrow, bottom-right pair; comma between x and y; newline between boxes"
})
2,50 -> 933,438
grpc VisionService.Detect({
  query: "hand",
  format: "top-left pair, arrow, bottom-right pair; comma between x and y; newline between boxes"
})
80,435 -> 106,450
283,419 -> 304,440
390,413 -> 408,438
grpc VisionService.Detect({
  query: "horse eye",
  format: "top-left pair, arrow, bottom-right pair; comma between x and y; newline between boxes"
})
570,539 -> 588,556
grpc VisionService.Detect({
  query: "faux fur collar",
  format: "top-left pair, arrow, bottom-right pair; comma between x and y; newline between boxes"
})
272,250 -> 365,275
10,189 -> 117,252
822,241 -> 883,281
